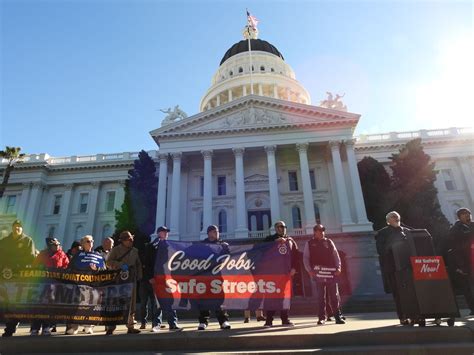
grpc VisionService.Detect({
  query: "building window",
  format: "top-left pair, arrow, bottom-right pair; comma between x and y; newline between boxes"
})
5,195 -> 16,214
288,171 -> 298,191
238,67 -> 243,73
218,210 -> 227,233
271,68 -> 275,72
199,176 -> 204,197
48,226 -> 56,238
260,65 -> 265,71
75,225 -> 84,239
217,176 -> 226,196
53,195 -> 62,215
105,191 -> 116,212
102,224 -> 112,238
292,206 -> 302,229
229,70 -> 233,76
314,203 -> 321,224
79,193 -> 89,213
441,169 -> 456,191
309,170 -> 316,190
200,211 -> 203,231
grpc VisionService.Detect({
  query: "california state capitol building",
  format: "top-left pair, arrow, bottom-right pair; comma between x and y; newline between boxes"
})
1,23 -> 473,298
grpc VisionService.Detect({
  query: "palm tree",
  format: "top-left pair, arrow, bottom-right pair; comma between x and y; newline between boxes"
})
0,146 -> 25,198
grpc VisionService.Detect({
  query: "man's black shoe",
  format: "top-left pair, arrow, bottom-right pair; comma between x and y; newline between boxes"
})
2,332 -> 13,337
281,321 -> 294,327
256,316 -> 266,322
335,317 -> 346,324
317,319 -> 325,325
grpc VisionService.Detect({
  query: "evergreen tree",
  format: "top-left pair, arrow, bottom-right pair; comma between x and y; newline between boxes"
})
358,156 -> 392,230
389,138 -> 450,247
114,150 -> 157,248
0,146 -> 25,198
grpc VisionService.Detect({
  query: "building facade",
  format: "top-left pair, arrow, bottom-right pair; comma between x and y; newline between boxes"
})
1,30 -> 473,298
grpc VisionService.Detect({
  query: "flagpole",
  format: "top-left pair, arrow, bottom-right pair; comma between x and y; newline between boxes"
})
248,33 -> 254,95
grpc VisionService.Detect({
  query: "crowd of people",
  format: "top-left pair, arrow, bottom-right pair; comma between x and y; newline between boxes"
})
1,205 -> 472,337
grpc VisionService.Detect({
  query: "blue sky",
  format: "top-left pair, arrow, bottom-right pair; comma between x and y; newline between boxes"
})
1,0 -> 472,157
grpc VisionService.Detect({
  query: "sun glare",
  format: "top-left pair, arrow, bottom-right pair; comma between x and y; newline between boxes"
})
414,34 -> 474,128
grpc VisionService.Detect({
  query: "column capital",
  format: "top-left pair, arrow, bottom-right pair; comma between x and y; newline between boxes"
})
457,156 -> 472,164
201,150 -> 213,159
91,181 -> 101,188
171,152 -> 182,161
232,147 -> 245,157
117,180 -> 126,187
64,183 -> 74,190
22,182 -> 33,189
158,153 -> 169,161
32,182 -> 44,189
344,138 -> 357,148
296,142 -> 309,153
264,145 -> 277,154
329,140 -> 342,150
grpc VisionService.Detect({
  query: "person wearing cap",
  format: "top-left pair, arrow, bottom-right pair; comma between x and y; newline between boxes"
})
143,226 -> 181,331
303,224 -> 345,325
0,220 -> 36,337
196,225 -> 231,330
374,211 -> 412,325
105,230 -> 142,335
66,240 -> 82,261
263,220 -> 298,327
446,208 -> 474,315
30,237 -> 69,336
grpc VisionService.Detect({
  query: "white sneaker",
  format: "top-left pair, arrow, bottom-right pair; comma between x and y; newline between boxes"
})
197,323 -> 207,330
220,321 -> 231,330
66,328 -> 78,335
152,325 -> 162,333
83,326 -> 94,334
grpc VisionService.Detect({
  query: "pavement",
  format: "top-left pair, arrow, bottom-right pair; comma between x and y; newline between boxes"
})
0,310 -> 473,354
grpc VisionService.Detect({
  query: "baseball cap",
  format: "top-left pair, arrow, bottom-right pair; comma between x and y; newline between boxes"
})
156,225 -> 171,233
313,224 -> 326,232
207,225 -> 218,233
456,208 -> 471,217
12,219 -> 22,227
46,237 -> 60,246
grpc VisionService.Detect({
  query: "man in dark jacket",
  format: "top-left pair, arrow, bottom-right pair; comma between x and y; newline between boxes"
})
144,226 -> 181,331
303,224 -> 345,325
263,220 -> 298,327
0,220 -> 36,337
446,208 -> 474,315
197,225 -> 231,330
374,211 -> 411,324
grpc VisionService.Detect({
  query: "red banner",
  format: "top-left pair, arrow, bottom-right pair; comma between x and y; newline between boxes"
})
410,256 -> 448,280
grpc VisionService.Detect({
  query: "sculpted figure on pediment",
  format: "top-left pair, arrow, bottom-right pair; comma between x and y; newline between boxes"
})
160,105 -> 188,126
221,107 -> 287,127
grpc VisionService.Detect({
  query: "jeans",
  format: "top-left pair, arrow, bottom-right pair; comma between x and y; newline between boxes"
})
139,281 -> 162,327
314,281 -> 341,320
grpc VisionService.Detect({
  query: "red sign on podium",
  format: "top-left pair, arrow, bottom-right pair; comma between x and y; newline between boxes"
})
410,256 -> 448,280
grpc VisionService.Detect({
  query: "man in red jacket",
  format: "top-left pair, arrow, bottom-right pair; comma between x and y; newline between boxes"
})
30,238 -> 69,335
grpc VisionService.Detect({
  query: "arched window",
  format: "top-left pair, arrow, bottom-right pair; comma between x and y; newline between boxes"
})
292,206 -> 302,229
48,226 -> 55,238
75,225 -> 84,239
271,68 -> 275,72
238,67 -> 243,73
314,203 -> 321,224
260,65 -> 265,71
218,210 -> 227,233
102,224 -> 112,238
229,70 -> 233,76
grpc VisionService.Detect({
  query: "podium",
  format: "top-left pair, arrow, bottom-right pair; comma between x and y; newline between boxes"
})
391,229 -> 459,325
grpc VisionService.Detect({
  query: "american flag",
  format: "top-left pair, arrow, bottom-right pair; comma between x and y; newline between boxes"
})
247,10 -> 259,30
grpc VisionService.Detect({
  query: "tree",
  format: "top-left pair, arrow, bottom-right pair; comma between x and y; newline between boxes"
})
389,138 -> 450,248
0,146 -> 25,199
358,156 -> 392,230
114,150 -> 157,249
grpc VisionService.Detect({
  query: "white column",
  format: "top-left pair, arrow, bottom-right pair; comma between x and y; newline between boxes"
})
458,157 -> 474,204
155,153 -> 168,228
233,148 -> 248,238
228,89 -> 233,102
116,180 -> 126,210
58,184 -> 74,246
216,95 -> 220,106
345,139 -> 370,224
258,84 -> 263,96
329,141 -> 352,225
265,145 -> 280,231
169,152 -> 182,240
24,182 -> 44,239
273,85 -> 278,99
296,143 -> 317,233
85,181 -> 100,236
201,150 -> 213,239
17,183 -> 32,222
243,85 -> 247,96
